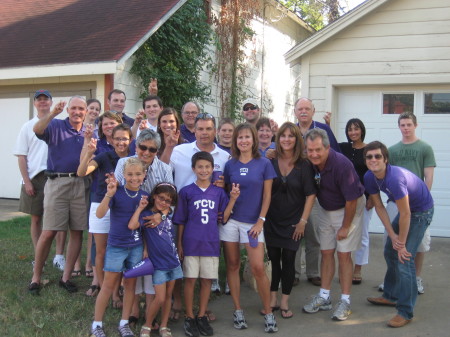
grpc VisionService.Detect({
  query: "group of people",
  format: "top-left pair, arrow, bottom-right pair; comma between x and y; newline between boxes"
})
14,87 -> 435,337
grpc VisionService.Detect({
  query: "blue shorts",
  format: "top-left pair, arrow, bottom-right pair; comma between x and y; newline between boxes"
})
153,265 -> 183,285
104,244 -> 143,273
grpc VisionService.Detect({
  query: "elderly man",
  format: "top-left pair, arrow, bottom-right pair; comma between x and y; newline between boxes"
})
302,128 -> 365,321
180,101 -> 200,143
29,96 -> 89,295
14,90 -> 67,270
364,141 -> 433,328
107,89 -> 134,127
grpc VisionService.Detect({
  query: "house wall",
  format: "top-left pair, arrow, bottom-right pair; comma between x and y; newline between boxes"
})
114,57 -> 142,117
202,0 -> 312,124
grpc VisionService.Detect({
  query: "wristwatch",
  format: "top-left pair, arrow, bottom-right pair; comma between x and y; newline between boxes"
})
259,216 -> 266,221
159,211 -> 167,221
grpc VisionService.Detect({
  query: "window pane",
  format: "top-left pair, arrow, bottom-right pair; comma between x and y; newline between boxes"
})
424,93 -> 450,114
383,94 -> 414,114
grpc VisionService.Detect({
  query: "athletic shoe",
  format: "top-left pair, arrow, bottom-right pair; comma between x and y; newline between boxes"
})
233,309 -> 248,329
196,315 -> 213,336
303,294 -> 332,313
118,323 -> 134,337
264,313 -> 278,333
225,281 -> 230,295
90,326 -> 107,337
331,300 -> 351,321
184,317 -> 200,337
53,255 -> 66,271
211,279 -> 221,294
378,283 -> 384,292
417,277 -> 424,294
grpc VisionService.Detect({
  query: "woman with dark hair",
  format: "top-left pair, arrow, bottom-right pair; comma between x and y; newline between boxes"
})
256,117 -> 275,157
264,122 -> 316,318
84,98 -> 102,139
339,118 -> 372,284
221,123 -> 279,333
157,107 -> 184,163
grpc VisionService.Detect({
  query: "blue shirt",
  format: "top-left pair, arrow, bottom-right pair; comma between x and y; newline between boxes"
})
36,118 -> 85,172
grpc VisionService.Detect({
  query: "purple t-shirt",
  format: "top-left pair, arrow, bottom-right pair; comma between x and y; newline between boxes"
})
36,118 -> 84,172
364,164 -> 433,212
173,183 -> 229,257
140,210 -> 180,270
108,186 -> 148,247
180,124 -> 196,143
224,157 -> 277,223
92,151 -> 120,203
315,149 -> 365,211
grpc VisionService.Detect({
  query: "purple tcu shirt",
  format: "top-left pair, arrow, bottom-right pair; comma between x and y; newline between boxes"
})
108,186 -> 148,247
140,210 -> 180,270
36,118 -> 84,172
364,164 -> 433,212
224,157 -> 277,223
173,183 -> 229,257
314,149 -> 364,211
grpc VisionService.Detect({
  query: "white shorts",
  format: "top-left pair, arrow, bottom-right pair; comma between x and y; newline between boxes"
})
316,196 -> 365,253
183,256 -> 219,279
89,202 -> 110,234
385,201 -> 431,252
219,218 -> 265,244
134,275 -> 155,295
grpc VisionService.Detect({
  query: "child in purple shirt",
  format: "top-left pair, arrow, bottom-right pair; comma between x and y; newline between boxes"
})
173,151 -> 239,336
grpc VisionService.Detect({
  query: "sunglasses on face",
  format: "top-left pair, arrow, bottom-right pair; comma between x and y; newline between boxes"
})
138,144 -> 158,153
243,105 -> 258,111
365,154 -> 383,160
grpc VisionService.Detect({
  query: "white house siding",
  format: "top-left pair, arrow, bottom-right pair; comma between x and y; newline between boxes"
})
114,57 -> 142,117
202,0 -> 312,124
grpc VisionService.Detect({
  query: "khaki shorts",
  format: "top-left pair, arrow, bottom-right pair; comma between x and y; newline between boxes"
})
316,196 -> 365,253
18,171 -> 46,215
42,176 -> 89,231
183,256 -> 219,279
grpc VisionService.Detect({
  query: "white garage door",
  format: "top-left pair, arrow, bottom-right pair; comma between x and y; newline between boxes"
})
337,88 -> 450,237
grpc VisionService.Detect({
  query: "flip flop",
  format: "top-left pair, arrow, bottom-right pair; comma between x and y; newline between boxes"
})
280,308 -> 293,319
85,284 -> 100,297
71,270 -> 81,277
169,308 -> 182,322
352,272 -> 362,285
205,310 -> 216,322
112,298 -> 123,309
260,306 -> 280,316
85,269 -> 94,278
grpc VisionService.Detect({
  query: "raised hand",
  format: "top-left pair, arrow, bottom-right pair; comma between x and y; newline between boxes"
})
148,78 -> 158,95
51,101 -> 66,116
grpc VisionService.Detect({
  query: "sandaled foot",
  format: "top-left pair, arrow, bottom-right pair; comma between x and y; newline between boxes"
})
280,308 -> 293,319
28,282 -> 41,295
352,272 -> 362,285
159,327 -> 172,337
140,325 -> 151,337
260,306 -> 279,316
205,309 -> 216,322
112,298 -> 123,309
71,270 -> 81,277
85,269 -> 94,278
169,308 -> 182,322
85,285 -> 100,297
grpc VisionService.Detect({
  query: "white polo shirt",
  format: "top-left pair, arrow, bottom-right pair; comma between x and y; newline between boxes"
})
13,116 -> 48,181
170,142 -> 230,190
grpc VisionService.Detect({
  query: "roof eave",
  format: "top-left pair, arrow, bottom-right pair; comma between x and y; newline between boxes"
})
284,0 -> 390,65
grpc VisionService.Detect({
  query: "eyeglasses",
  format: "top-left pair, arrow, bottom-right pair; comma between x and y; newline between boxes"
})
183,111 -> 198,116
113,137 -> 130,142
243,105 -> 258,111
138,144 -> 158,153
365,154 -> 383,160
156,195 -> 172,205
314,172 -> 321,188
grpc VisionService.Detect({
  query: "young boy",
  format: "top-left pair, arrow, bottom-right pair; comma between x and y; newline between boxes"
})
173,151 -> 239,337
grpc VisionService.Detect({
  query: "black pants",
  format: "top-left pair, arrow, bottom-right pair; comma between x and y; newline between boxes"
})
266,246 -> 296,295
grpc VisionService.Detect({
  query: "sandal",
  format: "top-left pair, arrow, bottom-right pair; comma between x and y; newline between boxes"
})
112,298 -> 123,309
280,308 -> 293,319
159,327 -> 172,337
352,272 -> 362,285
71,270 -> 81,277
85,269 -> 94,278
140,326 -> 151,337
85,284 -> 100,297
205,309 -> 216,322
169,308 -> 182,322
151,319 -> 160,330
260,306 -> 280,316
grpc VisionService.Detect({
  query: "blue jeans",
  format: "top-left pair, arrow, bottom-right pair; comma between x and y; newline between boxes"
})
383,207 -> 433,320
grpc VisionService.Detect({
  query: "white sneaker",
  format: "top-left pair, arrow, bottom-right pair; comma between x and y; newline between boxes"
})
53,255 -> 66,271
211,279 -> 221,294
225,281 -> 230,295
417,277 -> 425,294
378,283 -> 384,292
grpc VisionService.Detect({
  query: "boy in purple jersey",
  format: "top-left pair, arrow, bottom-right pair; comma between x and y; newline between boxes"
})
173,151 -> 240,337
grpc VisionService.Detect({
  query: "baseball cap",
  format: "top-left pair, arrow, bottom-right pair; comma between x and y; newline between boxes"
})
242,98 -> 259,109
34,89 -> 52,100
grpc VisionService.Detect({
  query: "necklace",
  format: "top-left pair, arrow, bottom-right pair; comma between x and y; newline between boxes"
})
124,187 -> 140,198
374,176 -> 385,191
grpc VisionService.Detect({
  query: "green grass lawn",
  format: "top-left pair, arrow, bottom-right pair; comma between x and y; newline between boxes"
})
0,216 -> 235,337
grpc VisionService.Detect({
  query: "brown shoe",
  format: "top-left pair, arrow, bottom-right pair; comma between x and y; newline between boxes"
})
367,296 -> 396,306
307,277 -> 321,286
388,314 -> 411,328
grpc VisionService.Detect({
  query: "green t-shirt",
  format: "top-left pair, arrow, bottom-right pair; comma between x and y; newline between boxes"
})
388,139 -> 436,179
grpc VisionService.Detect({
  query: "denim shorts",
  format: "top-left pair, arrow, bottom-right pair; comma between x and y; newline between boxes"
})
104,244 -> 143,273
152,265 -> 183,285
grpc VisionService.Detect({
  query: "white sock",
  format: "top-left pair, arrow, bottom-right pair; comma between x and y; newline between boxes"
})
341,294 -> 350,304
55,254 -> 64,259
119,319 -> 129,327
319,288 -> 330,300
92,321 -> 102,330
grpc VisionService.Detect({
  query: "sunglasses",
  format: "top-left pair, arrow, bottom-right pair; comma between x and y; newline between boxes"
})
138,144 -> 158,153
243,105 -> 258,111
195,112 -> 215,121
365,154 -> 383,160
156,195 -> 172,204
